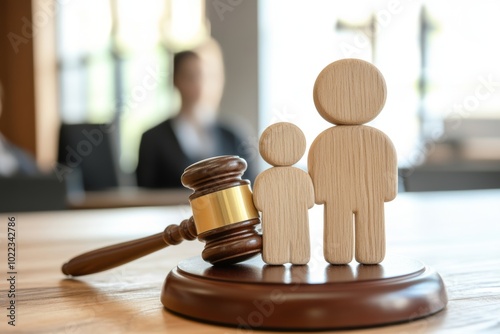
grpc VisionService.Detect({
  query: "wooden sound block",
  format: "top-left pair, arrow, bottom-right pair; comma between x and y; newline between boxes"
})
161,255 -> 447,330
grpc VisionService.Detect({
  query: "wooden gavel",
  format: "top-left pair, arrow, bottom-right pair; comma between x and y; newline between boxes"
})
62,156 -> 262,276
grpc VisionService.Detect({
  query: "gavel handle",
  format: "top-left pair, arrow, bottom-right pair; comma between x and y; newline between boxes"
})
62,217 -> 197,277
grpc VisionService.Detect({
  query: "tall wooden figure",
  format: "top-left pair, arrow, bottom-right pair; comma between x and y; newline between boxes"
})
308,59 -> 397,265
254,122 -> 314,265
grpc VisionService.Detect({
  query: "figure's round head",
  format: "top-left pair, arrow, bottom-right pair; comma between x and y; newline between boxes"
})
313,58 -> 386,125
259,122 -> 306,167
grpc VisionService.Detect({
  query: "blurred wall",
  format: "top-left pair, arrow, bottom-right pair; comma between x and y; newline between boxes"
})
0,0 -> 37,156
205,0 -> 259,143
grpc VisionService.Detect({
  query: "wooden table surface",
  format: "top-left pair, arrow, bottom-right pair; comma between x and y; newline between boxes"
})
1,189 -> 499,333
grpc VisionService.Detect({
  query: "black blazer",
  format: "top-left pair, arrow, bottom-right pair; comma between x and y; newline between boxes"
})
136,119 -> 254,188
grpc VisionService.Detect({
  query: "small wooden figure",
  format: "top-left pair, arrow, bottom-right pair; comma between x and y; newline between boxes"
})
308,59 -> 397,265
254,122 -> 314,265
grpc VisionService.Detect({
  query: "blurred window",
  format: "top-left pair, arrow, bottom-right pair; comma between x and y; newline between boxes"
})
56,0 -> 207,174
259,0 -> 500,168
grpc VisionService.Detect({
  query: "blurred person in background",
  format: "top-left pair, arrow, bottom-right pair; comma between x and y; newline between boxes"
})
136,39 -> 254,188
0,82 -> 39,177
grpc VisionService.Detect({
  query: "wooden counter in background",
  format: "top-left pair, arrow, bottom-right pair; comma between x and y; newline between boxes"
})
67,188 -> 191,209
1,189 -> 500,333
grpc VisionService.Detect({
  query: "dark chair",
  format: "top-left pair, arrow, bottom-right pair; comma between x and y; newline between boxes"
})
0,174 -> 67,212
57,123 -> 119,192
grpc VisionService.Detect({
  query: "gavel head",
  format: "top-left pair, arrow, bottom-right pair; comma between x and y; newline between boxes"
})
182,155 -> 262,265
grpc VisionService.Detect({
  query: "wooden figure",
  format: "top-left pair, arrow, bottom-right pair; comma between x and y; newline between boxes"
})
308,59 -> 397,265
253,122 -> 314,265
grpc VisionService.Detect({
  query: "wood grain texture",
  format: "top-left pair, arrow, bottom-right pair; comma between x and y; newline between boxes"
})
61,217 -> 197,276
254,122 -> 314,265
161,256 -> 446,329
309,126 -> 397,264
254,167 -> 314,265
313,58 -> 386,125
0,189 -> 500,333
258,122 -> 306,166
309,59 -> 396,265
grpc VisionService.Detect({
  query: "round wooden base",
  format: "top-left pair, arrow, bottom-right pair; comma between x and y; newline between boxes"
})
161,256 -> 447,330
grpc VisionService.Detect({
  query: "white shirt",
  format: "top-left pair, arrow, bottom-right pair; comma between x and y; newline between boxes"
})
171,114 -> 217,160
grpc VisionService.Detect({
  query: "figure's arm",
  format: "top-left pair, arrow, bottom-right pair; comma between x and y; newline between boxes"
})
252,173 -> 266,212
385,138 -> 398,202
307,140 -> 324,205
306,173 -> 315,209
